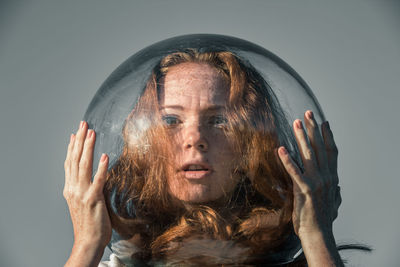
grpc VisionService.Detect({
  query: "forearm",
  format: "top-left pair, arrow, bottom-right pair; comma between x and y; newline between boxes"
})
299,230 -> 344,267
65,242 -> 105,267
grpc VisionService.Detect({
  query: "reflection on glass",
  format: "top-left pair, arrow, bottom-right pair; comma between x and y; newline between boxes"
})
84,34 -> 324,265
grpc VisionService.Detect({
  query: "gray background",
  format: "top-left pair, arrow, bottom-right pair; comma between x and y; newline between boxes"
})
1,0 -> 399,266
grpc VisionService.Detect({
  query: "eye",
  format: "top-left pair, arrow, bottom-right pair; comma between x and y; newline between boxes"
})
209,115 -> 228,128
162,115 -> 182,126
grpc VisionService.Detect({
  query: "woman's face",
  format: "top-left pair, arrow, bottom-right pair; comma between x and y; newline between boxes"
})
159,62 -> 238,203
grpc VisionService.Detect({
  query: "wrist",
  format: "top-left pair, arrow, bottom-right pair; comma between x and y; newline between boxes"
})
298,227 -> 334,242
298,229 -> 343,267
65,241 -> 106,267
74,240 -> 106,251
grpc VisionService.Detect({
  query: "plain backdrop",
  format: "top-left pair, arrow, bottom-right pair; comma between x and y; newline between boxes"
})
1,0 -> 399,266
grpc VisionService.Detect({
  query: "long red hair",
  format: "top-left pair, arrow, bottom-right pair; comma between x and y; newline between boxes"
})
104,49 -> 303,265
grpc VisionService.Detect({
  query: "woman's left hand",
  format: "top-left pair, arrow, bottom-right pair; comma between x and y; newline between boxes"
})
278,110 -> 341,238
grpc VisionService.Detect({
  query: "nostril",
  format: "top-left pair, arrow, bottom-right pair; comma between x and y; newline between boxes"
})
197,142 -> 208,151
184,139 -> 208,151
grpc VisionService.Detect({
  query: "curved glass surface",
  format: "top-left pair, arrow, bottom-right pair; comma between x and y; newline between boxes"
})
83,34 -> 324,266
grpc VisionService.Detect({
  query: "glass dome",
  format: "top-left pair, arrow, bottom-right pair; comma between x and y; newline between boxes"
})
83,34 -> 324,266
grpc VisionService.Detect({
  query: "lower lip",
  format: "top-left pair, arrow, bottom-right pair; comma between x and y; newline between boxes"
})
183,170 -> 212,179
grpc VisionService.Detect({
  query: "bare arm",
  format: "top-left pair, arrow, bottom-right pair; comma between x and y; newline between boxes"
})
65,242 -> 106,267
278,111 -> 343,267
299,230 -> 343,267
63,121 -> 112,267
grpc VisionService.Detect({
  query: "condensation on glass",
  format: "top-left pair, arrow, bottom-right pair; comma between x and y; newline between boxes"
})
84,34 -> 324,266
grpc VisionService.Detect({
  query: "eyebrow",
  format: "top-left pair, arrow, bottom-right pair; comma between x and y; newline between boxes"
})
159,105 -> 226,111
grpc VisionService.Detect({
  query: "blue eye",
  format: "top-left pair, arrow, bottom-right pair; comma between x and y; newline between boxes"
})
209,115 -> 228,128
162,115 -> 181,126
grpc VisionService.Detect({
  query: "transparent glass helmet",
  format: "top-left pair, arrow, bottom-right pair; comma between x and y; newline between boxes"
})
83,34 -> 325,266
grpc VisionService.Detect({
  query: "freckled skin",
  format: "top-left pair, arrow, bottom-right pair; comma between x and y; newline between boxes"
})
159,63 -> 238,203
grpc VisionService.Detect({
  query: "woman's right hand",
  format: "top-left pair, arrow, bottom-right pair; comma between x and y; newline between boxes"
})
64,121 -> 111,266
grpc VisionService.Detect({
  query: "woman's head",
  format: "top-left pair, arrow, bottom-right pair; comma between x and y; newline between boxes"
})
105,49 -> 298,262
109,49 -> 296,215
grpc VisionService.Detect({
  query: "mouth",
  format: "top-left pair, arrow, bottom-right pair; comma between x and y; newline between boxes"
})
180,162 -> 213,179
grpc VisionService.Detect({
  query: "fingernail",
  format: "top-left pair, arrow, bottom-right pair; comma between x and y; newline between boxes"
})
307,110 -> 314,120
279,147 -> 288,155
79,121 -> 84,129
295,120 -> 303,129
88,129 -> 94,138
70,134 -> 74,142
100,153 -> 107,162
325,121 -> 330,130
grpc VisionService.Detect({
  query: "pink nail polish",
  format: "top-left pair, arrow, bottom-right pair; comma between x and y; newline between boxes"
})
295,120 -> 303,129
307,110 -> 314,119
280,147 -> 288,155
88,130 -> 94,138
100,153 -> 107,162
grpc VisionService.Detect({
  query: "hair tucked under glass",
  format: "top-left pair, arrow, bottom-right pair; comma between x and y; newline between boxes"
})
103,49 -> 307,265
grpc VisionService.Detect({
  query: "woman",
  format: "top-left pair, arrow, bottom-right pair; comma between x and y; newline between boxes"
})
64,50 -> 344,266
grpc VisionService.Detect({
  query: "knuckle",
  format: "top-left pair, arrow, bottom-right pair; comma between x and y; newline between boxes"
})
309,120 -> 317,129
301,185 -> 313,197
85,137 -> 94,147
327,145 -> 338,155
287,166 -> 302,178
93,178 -> 104,190
67,187 -> 82,199
74,139 -> 83,149
333,210 -> 338,220
73,137 -> 81,147
79,158 -> 89,169
81,195 -> 90,205
62,189 -> 69,199
303,148 -> 314,160
63,187 -> 75,200
71,152 -> 80,163
95,168 -> 106,179
83,194 -> 98,207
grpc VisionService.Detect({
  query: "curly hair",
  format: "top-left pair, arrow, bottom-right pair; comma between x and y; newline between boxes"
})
103,49 -> 305,266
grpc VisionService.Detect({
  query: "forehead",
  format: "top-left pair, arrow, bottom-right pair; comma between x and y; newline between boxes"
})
160,62 -> 229,105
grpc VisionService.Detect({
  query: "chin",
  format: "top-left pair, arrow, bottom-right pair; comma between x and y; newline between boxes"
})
170,184 -> 222,204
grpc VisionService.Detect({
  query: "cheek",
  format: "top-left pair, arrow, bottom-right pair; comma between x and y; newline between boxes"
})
212,134 -> 234,157
165,166 -> 183,196
166,130 -> 183,149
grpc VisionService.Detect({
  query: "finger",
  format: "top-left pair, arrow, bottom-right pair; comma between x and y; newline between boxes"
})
91,153 -> 109,196
304,110 -> 329,173
333,186 -> 342,220
321,121 -> 339,184
71,121 -> 88,182
79,129 -> 96,186
64,134 -> 75,178
278,146 -> 307,189
293,119 -> 318,173
335,186 -> 342,208
64,134 -> 75,196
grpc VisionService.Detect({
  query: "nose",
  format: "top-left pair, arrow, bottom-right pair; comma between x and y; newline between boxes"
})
183,124 -> 209,152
